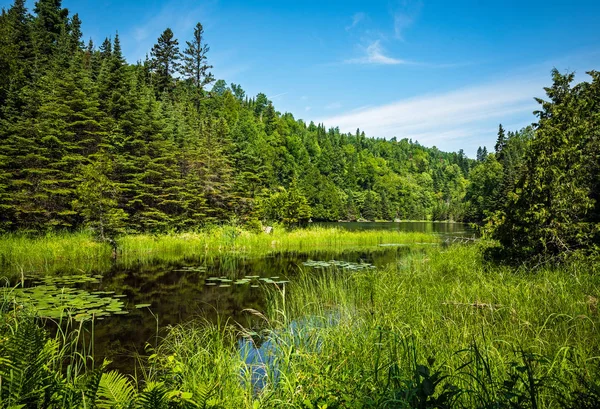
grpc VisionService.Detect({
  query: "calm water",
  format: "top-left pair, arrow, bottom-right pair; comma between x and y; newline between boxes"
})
42,222 -> 473,371
315,221 -> 473,236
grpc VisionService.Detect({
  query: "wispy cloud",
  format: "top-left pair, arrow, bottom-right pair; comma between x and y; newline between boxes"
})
345,40 -> 411,65
122,0 -> 209,62
393,13 -> 413,40
393,0 -> 422,40
316,75 -> 545,154
346,12 -> 366,31
305,106 -> 312,112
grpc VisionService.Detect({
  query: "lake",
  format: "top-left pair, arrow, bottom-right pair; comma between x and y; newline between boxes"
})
20,222 -> 475,372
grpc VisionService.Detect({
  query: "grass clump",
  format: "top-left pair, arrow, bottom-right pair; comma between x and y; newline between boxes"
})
152,244 -> 600,408
0,226 -> 437,277
3,233 -> 599,407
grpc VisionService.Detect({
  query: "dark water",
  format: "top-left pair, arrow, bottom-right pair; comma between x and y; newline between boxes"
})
315,221 -> 474,236
87,246 -> 414,371
51,222 -> 473,371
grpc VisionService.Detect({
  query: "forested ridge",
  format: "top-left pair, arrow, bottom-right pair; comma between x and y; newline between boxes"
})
0,0 -> 598,263
0,0 -> 478,235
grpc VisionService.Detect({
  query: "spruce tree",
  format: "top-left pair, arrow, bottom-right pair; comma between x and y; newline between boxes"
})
494,124 -> 506,161
32,0 -> 68,62
72,155 -> 127,241
150,28 -> 180,96
476,146 -> 483,161
491,70 -> 600,261
181,22 -> 214,89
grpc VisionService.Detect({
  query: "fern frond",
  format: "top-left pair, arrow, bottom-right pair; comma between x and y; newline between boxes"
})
136,381 -> 168,409
96,370 -> 135,409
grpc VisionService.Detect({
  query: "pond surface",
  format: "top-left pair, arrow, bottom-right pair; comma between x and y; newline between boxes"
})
22,222 -> 474,372
315,221 -> 474,236
88,246 -> 415,371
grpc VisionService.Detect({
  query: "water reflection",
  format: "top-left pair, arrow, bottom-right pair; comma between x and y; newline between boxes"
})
315,221 -> 474,236
239,314 -> 337,392
88,245 -> 418,371
27,222 -> 474,372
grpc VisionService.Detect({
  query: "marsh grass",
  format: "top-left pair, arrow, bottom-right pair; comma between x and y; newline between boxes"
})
2,230 -> 599,407
152,244 -> 600,408
0,227 -> 437,277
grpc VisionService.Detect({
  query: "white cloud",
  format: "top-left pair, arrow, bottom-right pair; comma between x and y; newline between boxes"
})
316,75 -> 545,155
305,106 -> 312,112
269,92 -> 288,100
346,12 -> 366,31
345,40 -> 410,65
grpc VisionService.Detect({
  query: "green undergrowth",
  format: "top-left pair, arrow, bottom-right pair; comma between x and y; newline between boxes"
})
2,243 -> 599,407
0,226 -> 437,277
155,244 -> 600,408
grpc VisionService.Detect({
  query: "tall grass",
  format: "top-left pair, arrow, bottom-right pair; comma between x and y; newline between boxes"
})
3,229 -> 599,407
0,226 -> 437,277
154,244 -> 600,407
0,231 -> 112,277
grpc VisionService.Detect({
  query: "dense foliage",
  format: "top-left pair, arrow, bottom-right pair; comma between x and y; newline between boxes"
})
0,0 -> 473,235
3,244 -> 600,408
488,70 -> 600,261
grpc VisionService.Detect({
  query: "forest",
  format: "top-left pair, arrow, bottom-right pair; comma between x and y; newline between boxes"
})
0,0 -> 507,235
4,1 -> 596,264
1,1 -> 600,408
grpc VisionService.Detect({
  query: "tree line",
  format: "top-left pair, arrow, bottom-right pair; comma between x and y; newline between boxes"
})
0,0 -> 474,237
1,0 -> 597,263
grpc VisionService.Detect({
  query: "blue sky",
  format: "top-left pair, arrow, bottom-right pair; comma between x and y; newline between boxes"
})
5,0 -> 600,156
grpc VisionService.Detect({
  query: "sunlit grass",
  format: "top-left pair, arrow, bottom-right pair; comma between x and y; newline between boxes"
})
2,228 -> 599,407
154,244 -> 600,407
0,226 -> 438,277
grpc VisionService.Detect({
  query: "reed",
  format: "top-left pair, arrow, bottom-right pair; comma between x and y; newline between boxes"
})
0,226 -> 437,277
154,244 -> 600,407
2,231 -> 599,407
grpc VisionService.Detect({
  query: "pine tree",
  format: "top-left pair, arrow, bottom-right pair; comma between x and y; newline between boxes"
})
494,124 -> 506,161
32,0 -> 68,62
150,28 -> 180,96
491,70 -> 600,261
282,179 -> 311,226
361,190 -> 380,221
1,0 -> 34,117
99,36 -> 111,60
72,155 -> 127,241
180,22 -> 214,89
68,13 -> 82,52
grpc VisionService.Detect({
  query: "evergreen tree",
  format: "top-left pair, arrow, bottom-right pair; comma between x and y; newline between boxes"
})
494,123 -> 506,160
150,28 -> 180,95
361,190 -> 380,221
180,22 -> 214,89
72,155 -> 127,241
0,4 -> 486,233
68,13 -> 82,52
490,70 -> 600,261
32,0 -> 68,61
